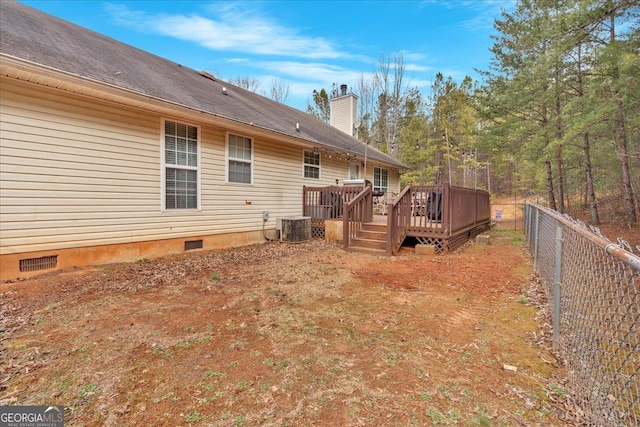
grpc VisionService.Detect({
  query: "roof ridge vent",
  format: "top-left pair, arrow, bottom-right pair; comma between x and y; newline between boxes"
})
199,71 -> 216,81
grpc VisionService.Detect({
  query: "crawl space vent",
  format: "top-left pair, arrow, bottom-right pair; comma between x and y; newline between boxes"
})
19,255 -> 58,272
184,240 -> 204,251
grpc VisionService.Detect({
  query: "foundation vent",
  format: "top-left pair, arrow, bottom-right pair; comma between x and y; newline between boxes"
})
19,255 -> 58,272
184,240 -> 203,251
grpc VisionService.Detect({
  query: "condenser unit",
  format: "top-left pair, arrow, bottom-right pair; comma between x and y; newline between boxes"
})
276,216 -> 311,242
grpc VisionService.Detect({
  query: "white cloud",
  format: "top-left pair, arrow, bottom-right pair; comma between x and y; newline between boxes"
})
460,1 -> 516,32
104,2 -> 345,59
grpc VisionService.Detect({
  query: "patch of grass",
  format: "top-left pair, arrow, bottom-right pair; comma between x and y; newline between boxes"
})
275,360 -> 289,372
543,383 -> 568,400
426,407 -> 445,424
418,391 -> 432,401
491,229 -> 525,244
383,353 -> 397,366
263,358 -> 289,372
77,383 -> 97,397
152,391 -> 176,403
210,272 -> 220,281
446,408 -> 462,423
474,414 -> 492,426
151,346 -> 173,359
262,358 -> 275,366
437,384 -> 451,397
195,334 -> 213,344
233,415 -> 248,426
185,410 -> 203,423
203,370 -> 226,379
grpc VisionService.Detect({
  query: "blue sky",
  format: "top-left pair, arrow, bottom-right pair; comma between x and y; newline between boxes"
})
20,0 -> 515,111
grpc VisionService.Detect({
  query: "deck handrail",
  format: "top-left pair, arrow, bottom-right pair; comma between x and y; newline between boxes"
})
387,184 -> 491,253
303,185 -> 365,220
342,186 -> 373,248
447,185 -> 491,234
387,184 -> 413,254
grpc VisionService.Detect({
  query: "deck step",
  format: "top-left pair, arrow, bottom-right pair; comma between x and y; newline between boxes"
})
346,222 -> 388,254
346,245 -> 388,255
361,223 -> 387,233
356,229 -> 386,240
349,237 -> 387,251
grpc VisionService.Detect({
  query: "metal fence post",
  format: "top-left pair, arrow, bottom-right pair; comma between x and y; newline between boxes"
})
553,224 -> 562,351
533,208 -> 539,271
524,204 -> 531,242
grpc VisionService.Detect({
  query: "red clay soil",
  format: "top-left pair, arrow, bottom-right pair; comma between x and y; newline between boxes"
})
1,233 -> 572,426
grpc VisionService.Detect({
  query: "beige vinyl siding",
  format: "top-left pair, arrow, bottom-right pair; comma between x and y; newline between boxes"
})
0,78 -> 361,255
329,95 -> 357,137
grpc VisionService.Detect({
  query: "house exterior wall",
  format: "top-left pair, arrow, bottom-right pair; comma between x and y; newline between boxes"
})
0,77 -> 381,279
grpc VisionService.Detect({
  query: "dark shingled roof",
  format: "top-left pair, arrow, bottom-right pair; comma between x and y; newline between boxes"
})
0,1 -> 405,169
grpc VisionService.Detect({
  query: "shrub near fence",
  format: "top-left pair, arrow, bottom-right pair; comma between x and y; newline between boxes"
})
524,203 -> 640,426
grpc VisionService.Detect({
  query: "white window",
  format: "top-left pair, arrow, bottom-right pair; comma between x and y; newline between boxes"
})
163,119 -> 199,209
227,133 -> 253,183
374,167 -> 388,194
303,150 -> 320,179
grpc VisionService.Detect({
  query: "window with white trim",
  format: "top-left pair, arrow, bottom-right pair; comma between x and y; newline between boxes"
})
164,120 -> 199,209
374,167 -> 388,194
303,150 -> 320,179
227,133 -> 252,183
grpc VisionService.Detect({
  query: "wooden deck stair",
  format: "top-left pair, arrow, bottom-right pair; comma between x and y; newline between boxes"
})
347,222 -> 388,254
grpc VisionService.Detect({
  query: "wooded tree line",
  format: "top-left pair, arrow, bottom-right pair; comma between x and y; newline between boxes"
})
305,0 -> 639,227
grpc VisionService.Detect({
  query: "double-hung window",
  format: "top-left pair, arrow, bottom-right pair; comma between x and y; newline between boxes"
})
303,150 -> 320,179
374,167 -> 388,194
164,120 -> 199,209
227,133 -> 252,183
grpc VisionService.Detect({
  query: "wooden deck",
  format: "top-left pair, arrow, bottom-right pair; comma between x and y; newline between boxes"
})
303,184 -> 491,254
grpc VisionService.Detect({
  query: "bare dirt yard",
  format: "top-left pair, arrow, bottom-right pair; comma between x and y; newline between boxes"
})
1,231 -> 572,426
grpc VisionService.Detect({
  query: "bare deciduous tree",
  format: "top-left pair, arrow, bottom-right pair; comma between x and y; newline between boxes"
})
228,76 -> 261,93
269,78 -> 290,104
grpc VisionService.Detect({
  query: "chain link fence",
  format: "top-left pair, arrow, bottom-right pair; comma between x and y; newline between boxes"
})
524,203 -> 639,426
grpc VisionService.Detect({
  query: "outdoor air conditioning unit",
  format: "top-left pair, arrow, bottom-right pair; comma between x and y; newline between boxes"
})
276,217 -> 311,242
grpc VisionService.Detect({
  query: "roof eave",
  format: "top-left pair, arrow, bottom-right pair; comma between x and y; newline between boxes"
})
0,54 -> 406,170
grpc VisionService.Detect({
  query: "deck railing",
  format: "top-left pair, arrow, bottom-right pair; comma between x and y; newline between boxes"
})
387,185 -> 412,254
303,183 -> 491,253
406,184 -> 450,236
386,184 -> 491,254
342,186 -> 373,248
447,185 -> 491,233
302,185 -> 366,220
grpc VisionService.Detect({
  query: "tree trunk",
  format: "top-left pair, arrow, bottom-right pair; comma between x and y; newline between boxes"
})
609,14 -> 637,226
556,151 -> 565,214
553,57 -> 565,214
618,135 -> 637,225
546,160 -> 557,211
583,133 -> 600,225
574,42 -> 600,224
